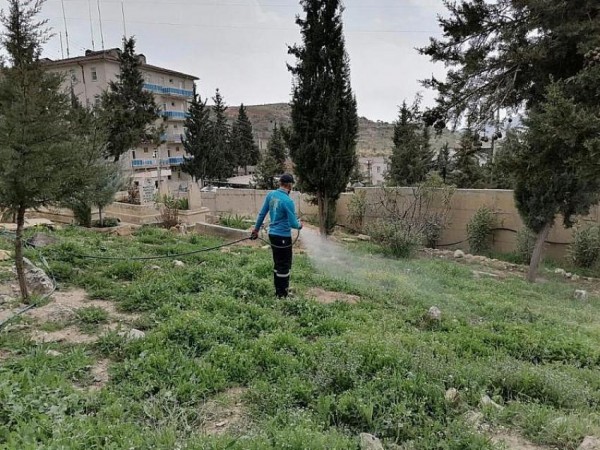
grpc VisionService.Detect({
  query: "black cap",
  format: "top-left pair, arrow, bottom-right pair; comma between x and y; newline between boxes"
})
280,173 -> 295,184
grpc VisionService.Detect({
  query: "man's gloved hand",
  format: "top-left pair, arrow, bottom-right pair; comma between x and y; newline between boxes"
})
250,228 -> 259,240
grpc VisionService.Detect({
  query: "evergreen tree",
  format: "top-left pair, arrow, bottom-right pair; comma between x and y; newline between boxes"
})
254,124 -> 287,190
451,129 -> 484,188
181,90 -> 212,184
421,1 -> 600,281
210,89 -> 235,180
287,0 -> 358,235
100,37 -> 160,161
387,99 -> 433,186
434,142 -> 451,184
231,104 -> 260,174
0,0 -> 103,299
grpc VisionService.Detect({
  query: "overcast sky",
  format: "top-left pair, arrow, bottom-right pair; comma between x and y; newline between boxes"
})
2,0 -> 447,122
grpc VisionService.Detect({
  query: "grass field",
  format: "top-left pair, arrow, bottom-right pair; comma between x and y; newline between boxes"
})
1,226 -> 599,449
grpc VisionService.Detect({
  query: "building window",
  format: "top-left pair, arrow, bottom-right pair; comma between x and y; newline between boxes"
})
143,147 -> 149,153
171,101 -> 175,107
163,103 -> 167,111
174,124 -> 178,129
91,67 -> 97,81
167,175 -> 172,180
169,78 -> 173,83
94,95 -> 100,107
167,149 -> 171,157
175,146 -> 180,152
69,69 -> 77,83
134,181 -> 139,187
132,150 -> 136,159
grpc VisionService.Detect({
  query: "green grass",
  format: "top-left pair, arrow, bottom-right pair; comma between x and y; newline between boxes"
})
0,226 -> 599,448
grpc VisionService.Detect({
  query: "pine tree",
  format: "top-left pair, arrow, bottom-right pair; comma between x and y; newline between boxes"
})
181,90 -> 212,184
387,99 -> 433,186
231,104 -> 260,174
287,0 -> 358,235
254,124 -> 287,190
100,37 -> 160,161
451,129 -> 484,188
0,0 -> 104,299
434,142 -> 451,184
210,89 -> 235,181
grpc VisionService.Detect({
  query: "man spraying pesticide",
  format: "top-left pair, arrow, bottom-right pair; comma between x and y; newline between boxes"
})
251,174 -> 303,298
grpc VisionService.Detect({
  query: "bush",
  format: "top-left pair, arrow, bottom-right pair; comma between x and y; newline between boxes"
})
347,190 -> 367,231
76,306 -> 109,324
516,227 -> 537,264
156,195 -> 188,229
219,214 -> 252,230
92,217 -> 120,228
571,225 -> 600,268
467,207 -> 496,255
367,219 -> 423,258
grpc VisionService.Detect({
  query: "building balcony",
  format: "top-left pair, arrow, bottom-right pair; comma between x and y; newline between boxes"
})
132,157 -> 185,168
143,83 -> 193,98
162,133 -> 184,143
162,110 -> 188,120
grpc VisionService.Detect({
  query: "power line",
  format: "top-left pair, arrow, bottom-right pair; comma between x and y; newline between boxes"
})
48,16 -> 437,34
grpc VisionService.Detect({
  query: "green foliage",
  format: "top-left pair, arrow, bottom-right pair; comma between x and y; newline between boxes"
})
219,214 -> 251,230
347,190 -> 367,231
571,225 -> 600,269
451,129 -> 485,188
387,98 -> 434,186
467,207 -> 496,255
516,227 -> 537,265
433,142 -> 452,184
75,306 -> 109,325
287,0 -> 358,233
254,124 -> 286,190
180,90 -> 212,183
210,89 -> 236,181
367,219 -> 423,258
92,217 -> 119,228
231,104 -> 260,171
156,195 -> 187,229
100,37 -> 160,162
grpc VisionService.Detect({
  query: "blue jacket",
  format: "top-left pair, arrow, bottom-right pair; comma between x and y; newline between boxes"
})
255,188 -> 301,237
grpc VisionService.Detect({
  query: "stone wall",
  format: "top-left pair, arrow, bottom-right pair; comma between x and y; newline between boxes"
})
200,187 -> 599,260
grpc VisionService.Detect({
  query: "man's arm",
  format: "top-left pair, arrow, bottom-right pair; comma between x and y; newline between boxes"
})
285,198 -> 302,230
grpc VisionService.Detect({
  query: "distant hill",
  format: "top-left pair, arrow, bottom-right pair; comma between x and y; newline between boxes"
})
225,103 -> 460,158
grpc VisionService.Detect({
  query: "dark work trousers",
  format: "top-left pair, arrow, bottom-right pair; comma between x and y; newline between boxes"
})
269,234 -> 293,298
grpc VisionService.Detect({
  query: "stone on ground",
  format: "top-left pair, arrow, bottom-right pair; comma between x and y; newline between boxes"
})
173,260 -> 185,268
123,329 -> 145,341
480,395 -> 503,410
46,350 -> 62,357
445,388 -> 460,403
427,306 -> 442,321
359,433 -> 384,450
13,257 -> 54,296
357,234 -> 371,241
578,437 -> 600,450
26,233 -> 58,249
0,250 -> 11,261
574,290 -> 589,302
454,250 -> 465,259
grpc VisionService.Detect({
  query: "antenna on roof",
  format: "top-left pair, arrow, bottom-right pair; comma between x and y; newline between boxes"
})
87,0 -> 95,51
59,31 -> 65,59
121,1 -> 127,38
97,0 -> 105,50
60,0 -> 71,57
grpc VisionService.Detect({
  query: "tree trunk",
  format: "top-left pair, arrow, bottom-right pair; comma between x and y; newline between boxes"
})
317,193 -> 327,236
99,206 -> 104,228
15,206 -> 29,302
527,221 -> 553,283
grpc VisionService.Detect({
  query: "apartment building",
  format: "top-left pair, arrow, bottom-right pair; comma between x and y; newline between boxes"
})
358,156 -> 388,186
42,49 -> 198,196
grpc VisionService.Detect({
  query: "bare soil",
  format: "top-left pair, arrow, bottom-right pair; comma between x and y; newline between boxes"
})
306,287 -> 360,305
491,431 -> 555,450
200,387 -> 249,436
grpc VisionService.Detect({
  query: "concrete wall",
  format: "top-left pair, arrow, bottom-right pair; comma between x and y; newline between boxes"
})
200,187 -> 598,260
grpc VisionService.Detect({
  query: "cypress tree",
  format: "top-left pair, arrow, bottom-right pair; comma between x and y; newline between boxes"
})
287,0 -> 358,235
254,124 -> 287,190
387,100 -> 433,186
181,90 -> 212,184
434,142 -> 451,184
210,89 -> 235,181
231,104 -> 260,174
100,37 -> 160,161
0,0 -> 104,299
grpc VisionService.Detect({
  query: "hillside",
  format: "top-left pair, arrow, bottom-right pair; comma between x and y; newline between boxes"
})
226,103 -> 460,158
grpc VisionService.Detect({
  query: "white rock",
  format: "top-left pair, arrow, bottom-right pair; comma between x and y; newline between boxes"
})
555,268 -> 567,276
46,350 -> 62,357
574,290 -> 589,302
566,273 -> 573,279
149,265 -> 161,271
427,306 -> 442,321
480,395 -> 503,410
173,260 -> 185,268
119,329 -> 145,341
578,436 -> 600,450
357,234 -> 372,242
445,388 -> 459,403
13,258 -> 54,296
359,433 -> 384,450
572,274 -> 580,281
454,250 -> 465,259
0,250 -> 11,261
